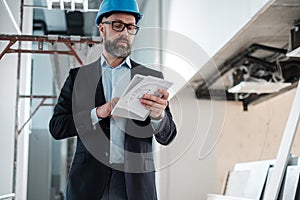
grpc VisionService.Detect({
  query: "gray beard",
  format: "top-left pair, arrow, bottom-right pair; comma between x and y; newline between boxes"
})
104,37 -> 131,58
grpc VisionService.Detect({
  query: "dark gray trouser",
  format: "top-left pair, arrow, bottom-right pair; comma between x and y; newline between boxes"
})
101,169 -> 127,200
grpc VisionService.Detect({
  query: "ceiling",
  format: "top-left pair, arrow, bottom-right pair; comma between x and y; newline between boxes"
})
32,0 -> 146,36
192,0 -> 300,109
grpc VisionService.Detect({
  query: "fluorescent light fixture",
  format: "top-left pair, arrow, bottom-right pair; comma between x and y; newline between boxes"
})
228,78 -> 291,94
286,46 -> 300,57
47,0 -> 88,11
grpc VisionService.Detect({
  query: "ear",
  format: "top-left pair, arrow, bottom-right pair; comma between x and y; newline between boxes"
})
98,24 -> 105,39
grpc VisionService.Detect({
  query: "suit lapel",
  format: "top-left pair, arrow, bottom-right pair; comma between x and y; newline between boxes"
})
130,59 -> 148,79
95,57 -> 106,107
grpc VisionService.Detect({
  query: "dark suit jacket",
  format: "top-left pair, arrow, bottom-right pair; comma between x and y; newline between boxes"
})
49,57 -> 177,200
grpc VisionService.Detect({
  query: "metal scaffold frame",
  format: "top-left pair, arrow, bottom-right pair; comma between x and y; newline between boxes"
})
0,1 -> 102,199
0,33 -> 102,134
0,34 -> 102,65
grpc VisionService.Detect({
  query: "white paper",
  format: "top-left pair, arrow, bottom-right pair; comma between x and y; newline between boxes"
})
111,75 -> 173,121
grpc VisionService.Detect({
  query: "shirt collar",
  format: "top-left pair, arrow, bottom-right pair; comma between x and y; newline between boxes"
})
100,54 -> 132,69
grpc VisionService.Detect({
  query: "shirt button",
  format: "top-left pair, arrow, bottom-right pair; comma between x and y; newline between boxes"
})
105,152 -> 109,157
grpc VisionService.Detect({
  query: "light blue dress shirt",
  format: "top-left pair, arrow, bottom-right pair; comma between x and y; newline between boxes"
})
91,55 -> 164,164
102,55 -> 131,164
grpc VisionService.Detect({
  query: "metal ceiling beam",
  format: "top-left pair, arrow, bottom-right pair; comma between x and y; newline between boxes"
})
0,34 -> 102,65
196,43 -> 288,91
194,43 -> 299,111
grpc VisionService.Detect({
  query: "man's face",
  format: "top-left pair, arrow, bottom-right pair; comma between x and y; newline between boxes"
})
99,13 -> 137,58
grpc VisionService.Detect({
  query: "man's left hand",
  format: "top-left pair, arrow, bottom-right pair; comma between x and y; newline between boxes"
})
140,89 -> 169,120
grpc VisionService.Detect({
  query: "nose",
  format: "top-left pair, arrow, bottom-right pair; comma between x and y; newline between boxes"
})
119,27 -> 129,37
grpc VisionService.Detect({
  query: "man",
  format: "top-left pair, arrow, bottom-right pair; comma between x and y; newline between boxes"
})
49,0 -> 177,199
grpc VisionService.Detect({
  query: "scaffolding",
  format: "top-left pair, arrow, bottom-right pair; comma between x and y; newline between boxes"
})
0,34 -> 101,64
0,1 -> 102,198
0,34 -> 101,197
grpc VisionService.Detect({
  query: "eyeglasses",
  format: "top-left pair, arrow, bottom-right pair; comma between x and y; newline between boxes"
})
101,21 -> 140,35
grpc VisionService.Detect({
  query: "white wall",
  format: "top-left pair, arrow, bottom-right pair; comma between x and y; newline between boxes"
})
0,0 -> 33,198
0,1 -> 19,195
162,84 -> 227,199
168,0 -> 270,57
208,0 -> 269,55
0,52 -> 17,196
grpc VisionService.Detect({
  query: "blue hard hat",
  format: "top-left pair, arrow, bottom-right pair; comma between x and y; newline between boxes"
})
95,0 -> 143,26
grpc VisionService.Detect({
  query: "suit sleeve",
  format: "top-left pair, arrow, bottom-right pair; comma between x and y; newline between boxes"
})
49,69 -> 78,140
130,68 -> 177,145
154,104 -> 177,145
152,71 -> 177,145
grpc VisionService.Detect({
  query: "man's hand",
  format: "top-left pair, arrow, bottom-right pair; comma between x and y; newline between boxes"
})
96,97 -> 119,119
140,89 -> 169,119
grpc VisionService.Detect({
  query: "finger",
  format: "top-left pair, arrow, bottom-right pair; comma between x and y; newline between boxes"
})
142,94 -> 167,105
111,97 -> 119,105
105,106 -> 113,115
110,97 -> 119,108
141,102 -> 162,113
158,89 -> 169,100
112,97 -> 120,102
96,104 -> 111,118
142,99 -> 167,110
140,99 -> 165,110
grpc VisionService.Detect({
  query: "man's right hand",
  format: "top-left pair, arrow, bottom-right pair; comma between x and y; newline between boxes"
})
96,97 -> 119,119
